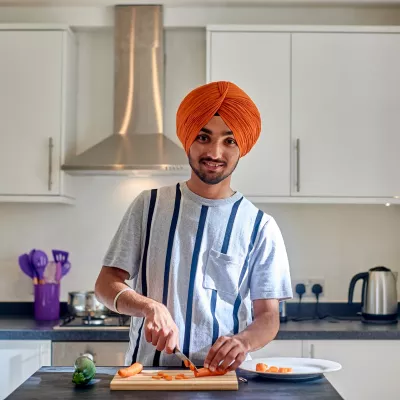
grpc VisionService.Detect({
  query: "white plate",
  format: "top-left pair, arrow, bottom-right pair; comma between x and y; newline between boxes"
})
239,357 -> 342,381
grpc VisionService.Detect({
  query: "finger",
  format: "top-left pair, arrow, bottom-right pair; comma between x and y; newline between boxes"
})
151,328 -> 160,346
227,354 -> 246,372
144,321 -> 153,343
204,336 -> 227,368
156,332 -> 168,352
218,346 -> 240,371
208,341 -> 233,372
165,330 -> 178,354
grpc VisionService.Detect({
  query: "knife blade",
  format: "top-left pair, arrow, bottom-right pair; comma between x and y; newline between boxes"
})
173,347 -> 199,373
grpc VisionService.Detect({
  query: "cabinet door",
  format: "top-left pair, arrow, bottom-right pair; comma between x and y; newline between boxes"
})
249,340 -> 303,359
0,31 -> 62,195
208,31 -> 291,197
292,33 -> 400,197
304,340 -> 400,400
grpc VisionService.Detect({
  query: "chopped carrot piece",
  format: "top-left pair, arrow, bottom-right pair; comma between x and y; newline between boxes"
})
256,363 -> 268,372
183,360 -> 190,368
268,366 -> 279,373
194,368 -> 228,378
152,376 -> 162,379
175,376 -> 183,379
164,375 -> 173,381
286,368 -> 292,373
118,362 -> 143,378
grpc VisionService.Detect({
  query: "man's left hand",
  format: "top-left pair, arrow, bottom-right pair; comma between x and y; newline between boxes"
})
204,335 -> 250,372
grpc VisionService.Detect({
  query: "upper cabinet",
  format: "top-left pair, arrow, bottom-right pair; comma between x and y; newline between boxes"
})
207,26 -> 400,204
291,32 -> 400,198
207,31 -> 291,197
0,26 -> 77,204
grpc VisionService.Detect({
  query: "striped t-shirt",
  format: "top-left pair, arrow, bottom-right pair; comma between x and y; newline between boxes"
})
103,181 -> 292,367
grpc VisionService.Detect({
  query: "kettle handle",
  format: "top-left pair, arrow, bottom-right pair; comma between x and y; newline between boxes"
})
348,272 -> 369,305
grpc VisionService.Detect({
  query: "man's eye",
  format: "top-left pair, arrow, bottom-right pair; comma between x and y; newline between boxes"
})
197,135 -> 208,142
226,138 -> 237,145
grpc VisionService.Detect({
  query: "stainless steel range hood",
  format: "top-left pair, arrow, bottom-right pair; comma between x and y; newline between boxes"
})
62,5 -> 189,175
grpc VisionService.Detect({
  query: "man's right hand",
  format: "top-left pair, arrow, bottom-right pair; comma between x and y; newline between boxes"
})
144,302 -> 179,354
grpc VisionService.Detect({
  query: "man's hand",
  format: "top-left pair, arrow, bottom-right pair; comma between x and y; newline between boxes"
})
144,302 -> 179,354
204,335 -> 250,372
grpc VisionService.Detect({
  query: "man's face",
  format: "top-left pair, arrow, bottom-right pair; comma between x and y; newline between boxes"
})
188,116 -> 240,185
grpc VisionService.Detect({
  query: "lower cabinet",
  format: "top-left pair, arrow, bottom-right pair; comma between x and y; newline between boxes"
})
0,340 -> 51,399
303,340 -> 400,400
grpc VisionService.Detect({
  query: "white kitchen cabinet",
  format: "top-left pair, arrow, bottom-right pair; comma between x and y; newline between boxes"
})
303,340 -> 400,400
0,26 -> 77,204
0,340 -> 51,399
249,340 -> 302,359
291,32 -> 400,198
207,31 -> 291,198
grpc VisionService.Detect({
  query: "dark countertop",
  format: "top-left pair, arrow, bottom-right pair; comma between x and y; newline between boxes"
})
6,367 -> 342,399
1,317 -> 400,341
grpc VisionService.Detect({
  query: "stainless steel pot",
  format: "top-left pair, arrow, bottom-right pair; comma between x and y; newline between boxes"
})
68,291 -> 111,318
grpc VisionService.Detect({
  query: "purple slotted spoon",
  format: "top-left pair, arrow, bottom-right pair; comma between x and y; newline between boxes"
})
61,261 -> 71,278
31,250 -> 48,283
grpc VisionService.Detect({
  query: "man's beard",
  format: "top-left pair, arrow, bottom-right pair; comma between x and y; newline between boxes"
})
188,154 -> 239,185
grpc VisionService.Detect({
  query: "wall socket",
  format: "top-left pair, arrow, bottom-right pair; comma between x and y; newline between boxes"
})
292,278 -> 325,298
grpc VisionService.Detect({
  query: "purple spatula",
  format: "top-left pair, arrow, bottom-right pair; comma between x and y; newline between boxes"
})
52,250 -> 69,265
61,261 -> 71,278
18,254 -> 37,284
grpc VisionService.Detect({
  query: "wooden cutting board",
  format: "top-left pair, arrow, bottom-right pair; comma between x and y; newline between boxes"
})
110,369 -> 238,391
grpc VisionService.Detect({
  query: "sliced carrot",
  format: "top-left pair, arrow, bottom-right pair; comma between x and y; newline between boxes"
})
118,362 -> 143,378
183,360 -> 190,368
152,376 -> 162,379
268,366 -> 279,373
278,367 -> 286,373
286,367 -> 293,373
175,376 -> 184,379
256,363 -> 268,372
194,368 -> 228,378
157,372 -> 166,377
164,375 -> 173,381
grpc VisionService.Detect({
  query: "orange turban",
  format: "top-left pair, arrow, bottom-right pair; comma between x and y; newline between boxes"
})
176,81 -> 261,157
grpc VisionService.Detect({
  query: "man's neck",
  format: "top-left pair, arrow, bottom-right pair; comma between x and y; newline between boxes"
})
186,174 -> 235,200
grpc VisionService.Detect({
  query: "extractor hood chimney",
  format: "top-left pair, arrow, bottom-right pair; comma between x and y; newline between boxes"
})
62,5 -> 189,175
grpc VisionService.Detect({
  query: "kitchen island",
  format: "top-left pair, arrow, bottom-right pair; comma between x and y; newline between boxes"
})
6,367 -> 342,399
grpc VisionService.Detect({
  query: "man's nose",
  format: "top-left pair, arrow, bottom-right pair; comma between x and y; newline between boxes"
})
205,142 -> 223,160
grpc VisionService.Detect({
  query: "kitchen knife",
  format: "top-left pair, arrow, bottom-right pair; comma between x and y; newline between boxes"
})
173,347 -> 199,373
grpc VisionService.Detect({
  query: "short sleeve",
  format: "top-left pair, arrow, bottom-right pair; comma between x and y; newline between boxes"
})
249,216 -> 293,301
102,191 -> 146,280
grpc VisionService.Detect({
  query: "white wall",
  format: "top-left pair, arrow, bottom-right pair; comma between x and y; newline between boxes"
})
1,6 -> 400,303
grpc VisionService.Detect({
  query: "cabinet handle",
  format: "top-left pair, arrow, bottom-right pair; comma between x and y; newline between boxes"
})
48,137 -> 53,191
295,138 -> 300,192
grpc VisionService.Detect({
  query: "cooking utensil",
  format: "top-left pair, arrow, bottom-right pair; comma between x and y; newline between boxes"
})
61,261 -> 71,277
239,357 -> 342,381
52,249 -> 69,265
43,261 -> 58,284
31,250 -> 48,283
68,291 -> 110,318
348,266 -> 398,324
173,347 -> 199,373
18,253 -> 38,284
55,262 -> 62,283
110,369 -> 238,391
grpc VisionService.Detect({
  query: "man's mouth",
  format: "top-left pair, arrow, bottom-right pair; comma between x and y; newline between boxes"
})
201,160 -> 225,170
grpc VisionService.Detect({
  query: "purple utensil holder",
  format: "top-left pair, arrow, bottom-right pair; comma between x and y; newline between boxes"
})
34,283 -> 60,321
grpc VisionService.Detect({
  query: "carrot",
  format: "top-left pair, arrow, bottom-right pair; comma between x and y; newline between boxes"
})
117,362 -> 143,378
256,363 -> 268,372
194,368 -> 228,378
183,360 -> 190,368
164,375 -> 173,381
152,376 -> 162,379
157,372 -> 166,377
267,366 -> 279,373
175,376 -> 184,380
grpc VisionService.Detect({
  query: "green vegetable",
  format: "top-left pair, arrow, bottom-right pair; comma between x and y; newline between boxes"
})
72,354 -> 96,386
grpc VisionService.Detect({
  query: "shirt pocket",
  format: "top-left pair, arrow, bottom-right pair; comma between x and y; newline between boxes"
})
203,248 -> 243,296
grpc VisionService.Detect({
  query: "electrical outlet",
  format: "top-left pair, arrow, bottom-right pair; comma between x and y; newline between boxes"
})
292,278 -> 325,298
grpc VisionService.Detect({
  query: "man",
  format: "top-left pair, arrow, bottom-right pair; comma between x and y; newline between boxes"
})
95,81 -> 292,372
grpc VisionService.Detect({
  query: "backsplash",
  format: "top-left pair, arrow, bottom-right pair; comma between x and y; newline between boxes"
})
1,175 -> 399,302
1,27 -> 400,303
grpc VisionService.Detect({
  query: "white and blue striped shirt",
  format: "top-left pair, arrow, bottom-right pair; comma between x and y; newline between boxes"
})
103,182 -> 292,366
